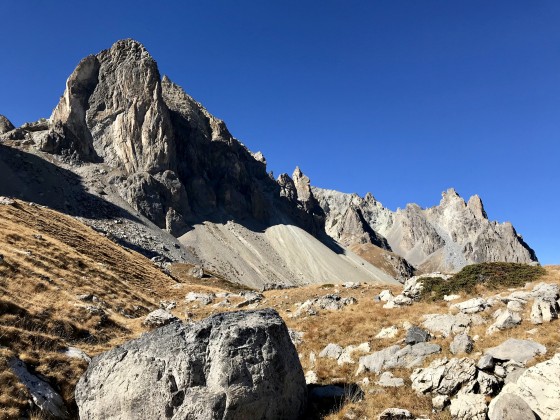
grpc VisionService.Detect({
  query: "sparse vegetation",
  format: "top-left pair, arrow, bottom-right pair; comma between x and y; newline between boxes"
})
419,262 -> 546,301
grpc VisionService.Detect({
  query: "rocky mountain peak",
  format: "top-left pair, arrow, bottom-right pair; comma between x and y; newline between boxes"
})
292,167 -> 315,210
48,38 -> 174,173
467,194 -> 488,219
315,186 -> 537,273
439,187 -> 467,210
0,115 -> 15,134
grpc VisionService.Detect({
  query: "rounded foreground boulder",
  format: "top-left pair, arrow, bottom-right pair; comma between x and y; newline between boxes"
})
75,309 -> 307,419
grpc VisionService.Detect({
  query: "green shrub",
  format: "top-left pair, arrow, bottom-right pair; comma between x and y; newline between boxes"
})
419,262 -> 545,301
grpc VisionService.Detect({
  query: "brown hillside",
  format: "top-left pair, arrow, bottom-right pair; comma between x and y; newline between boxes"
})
0,199 -> 224,419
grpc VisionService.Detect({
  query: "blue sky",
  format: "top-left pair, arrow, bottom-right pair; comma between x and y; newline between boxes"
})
1,1 -> 559,264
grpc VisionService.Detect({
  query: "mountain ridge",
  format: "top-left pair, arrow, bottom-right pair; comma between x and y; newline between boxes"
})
0,38 -> 537,284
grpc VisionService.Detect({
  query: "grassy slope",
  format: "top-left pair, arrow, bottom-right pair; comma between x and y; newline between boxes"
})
0,200 -> 225,419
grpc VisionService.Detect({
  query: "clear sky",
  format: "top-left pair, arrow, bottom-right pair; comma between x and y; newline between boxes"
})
1,1 -> 559,264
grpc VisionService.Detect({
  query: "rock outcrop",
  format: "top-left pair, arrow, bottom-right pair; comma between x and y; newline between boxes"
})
75,309 -> 307,419
314,187 -> 537,273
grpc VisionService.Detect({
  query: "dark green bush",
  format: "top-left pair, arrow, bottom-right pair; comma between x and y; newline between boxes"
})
419,262 -> 545,301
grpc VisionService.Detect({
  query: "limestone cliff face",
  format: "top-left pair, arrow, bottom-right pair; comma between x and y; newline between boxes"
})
314,187 -> 537,273
30,39 -> 321,236
50,40 -> 175,173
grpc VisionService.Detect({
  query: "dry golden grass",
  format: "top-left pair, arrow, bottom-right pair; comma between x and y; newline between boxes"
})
262,266 -> 559,419
0,200 -> 227,419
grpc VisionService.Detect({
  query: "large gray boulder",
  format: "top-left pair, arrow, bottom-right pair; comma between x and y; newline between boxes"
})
75,309 -> 307,419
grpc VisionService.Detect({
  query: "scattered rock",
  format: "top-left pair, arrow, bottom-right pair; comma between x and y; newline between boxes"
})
356,345 -> 400,375
505,290 -> 532,304
392,295 -> 413,306
0,196 -> 15,205
450,333 -> 474,355
305,370 -> 318,384
343,282 -> 360,289
476,370 -> 499,395
449,393 -> 487,420
142,309 -> 178,327
288,329 -> 304,346
405,326 -> 431,345
504,366 -> 526,385
452,297 -> 488,314
319,343 -> 344,360
75,309 -> 307,420
189,264 -> 204,278
477,354 -> 494,371
485,339 -> 546,363
379,290 -> 394,302
338,343 -> 370,365
358,343 -> 441,375
293,294 -> 356,317
375,326 -> 399,339
531,282 -> 559,300
506,300 -> 523,312
487,310 -> 521,334
159,300 -> 176,310
0,115 -> 15,134
63,347 -> 91,363
402,275 -> 430,300
411,357 -> 477,395
237,291 -> 264,308
185,292 -> 214,305
444,294 -> 461,301
530,297 -> 558,324
8,357 -> 70,419
292,300 -> 317,318
377,371 -> 404,388
494,365 -> 506,379
377,407 -> 414,420
432,394 -> 449,412
422,313 -> 472,337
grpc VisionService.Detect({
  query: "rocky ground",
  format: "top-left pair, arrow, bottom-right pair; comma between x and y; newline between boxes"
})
0,197 -> 558,419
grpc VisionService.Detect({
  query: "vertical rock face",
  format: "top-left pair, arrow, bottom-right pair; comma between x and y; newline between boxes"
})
75,309 -> 308,420
314,187 -> 537,273
292,166 -> 318,212
85,39 -> 175,173
0,115 -> 15,134
49,55 -> 100,159
161,76 -> 271,221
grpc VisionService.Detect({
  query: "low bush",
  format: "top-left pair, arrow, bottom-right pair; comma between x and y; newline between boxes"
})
419,262 -> 545,301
